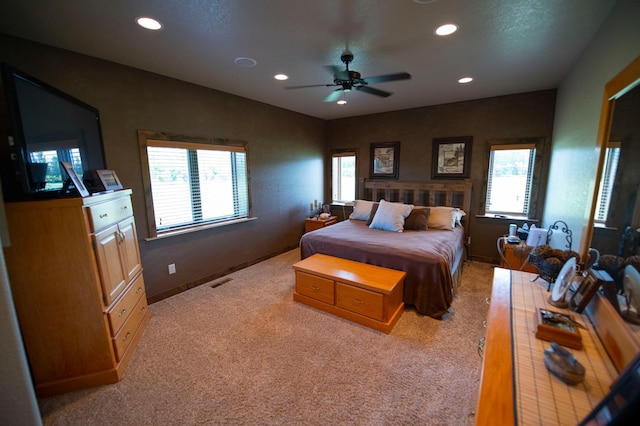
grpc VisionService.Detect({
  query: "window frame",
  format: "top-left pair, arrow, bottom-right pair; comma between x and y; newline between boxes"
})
330,149 -> 357,204
138,130 -> 253,239
482,138 -> 547,219
594,141 -> 621,225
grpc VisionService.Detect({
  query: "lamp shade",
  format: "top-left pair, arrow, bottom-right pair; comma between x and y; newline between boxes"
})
526,227 -> 547,247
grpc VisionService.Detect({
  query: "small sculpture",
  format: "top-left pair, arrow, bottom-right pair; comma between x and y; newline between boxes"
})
544,342 -> 585,385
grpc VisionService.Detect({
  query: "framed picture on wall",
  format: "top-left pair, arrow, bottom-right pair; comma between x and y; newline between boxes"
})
370,141 -> 400,179
432,136 -> 472,179
60,161 -> 90,197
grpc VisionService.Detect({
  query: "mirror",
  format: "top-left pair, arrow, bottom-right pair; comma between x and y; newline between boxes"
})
585,56 -> 640,363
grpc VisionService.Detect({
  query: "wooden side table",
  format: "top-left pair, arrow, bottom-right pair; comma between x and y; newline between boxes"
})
305,216 -> 337,233
500,240 -> 538,273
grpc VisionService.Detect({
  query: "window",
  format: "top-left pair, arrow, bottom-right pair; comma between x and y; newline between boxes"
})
594,142 -> 621,223
138,130 -> 250,238
331,151 -> 356,203
485,143 -> 536,216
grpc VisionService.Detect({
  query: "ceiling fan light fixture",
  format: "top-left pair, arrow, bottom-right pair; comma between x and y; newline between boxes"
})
274,74 -> 288,81
458,77 -> 473,84
435,23 -> 458,36
337,92 -> 347,105
136,17 -> 162,30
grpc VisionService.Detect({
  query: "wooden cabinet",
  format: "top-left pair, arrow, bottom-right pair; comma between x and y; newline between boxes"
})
3,190 -> 150,396
293,254 -> 405,333
304,216 -> 337,233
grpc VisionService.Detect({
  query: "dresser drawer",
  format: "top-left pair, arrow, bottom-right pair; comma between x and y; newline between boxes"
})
106,274 -> 145,335
336,282 -> 384,321
295,271 -> 334,305
113,294 -> 148,361
87,196 -> 133,232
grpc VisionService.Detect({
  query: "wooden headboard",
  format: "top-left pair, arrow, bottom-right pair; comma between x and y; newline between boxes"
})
358,178 -> 473,230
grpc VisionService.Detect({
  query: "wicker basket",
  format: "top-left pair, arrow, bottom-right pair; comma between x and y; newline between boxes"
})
529,254 -> 563,283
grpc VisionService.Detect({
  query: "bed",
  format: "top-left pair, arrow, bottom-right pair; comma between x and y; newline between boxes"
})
300,179 -> 472,319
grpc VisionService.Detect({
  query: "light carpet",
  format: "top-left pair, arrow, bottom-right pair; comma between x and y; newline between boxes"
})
39,249 -> 494,425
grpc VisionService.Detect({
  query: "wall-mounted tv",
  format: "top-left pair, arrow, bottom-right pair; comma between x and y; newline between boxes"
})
0,63 -> 106,201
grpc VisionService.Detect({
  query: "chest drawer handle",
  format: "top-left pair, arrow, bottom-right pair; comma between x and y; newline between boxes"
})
118,308 -> 126,317
122,331 -> 131,342
99,213 -> 108,219
352,299 -> 364,304
310,285 -> 319,290
136,286 -> 143,294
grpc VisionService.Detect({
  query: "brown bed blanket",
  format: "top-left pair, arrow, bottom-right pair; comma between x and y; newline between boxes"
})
299,219 -> 465,319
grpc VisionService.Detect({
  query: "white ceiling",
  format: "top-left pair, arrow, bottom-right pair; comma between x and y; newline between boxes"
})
0,0 -> 619,120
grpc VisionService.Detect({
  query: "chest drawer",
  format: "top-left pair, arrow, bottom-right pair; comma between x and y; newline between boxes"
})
295,271 -> 334,305
87,196 -> 133,232
336,282 -> 384,321
113,294 -> 148,361
106,273 -> 146,335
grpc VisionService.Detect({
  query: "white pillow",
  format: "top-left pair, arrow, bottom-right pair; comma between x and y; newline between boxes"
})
349,200 -> 377,221
369,199 -> 414,232
454,208 -> 466,226
428,206 -> 456,230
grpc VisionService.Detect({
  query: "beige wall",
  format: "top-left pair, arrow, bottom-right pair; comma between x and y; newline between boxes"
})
0,34 -> 326,300
544,0 -> 640,255
326,90 -> 557,262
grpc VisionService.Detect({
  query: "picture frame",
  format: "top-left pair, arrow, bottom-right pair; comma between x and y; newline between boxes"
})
370,141 -> 400,179
570,268 -> 613,313
96,169 -> 123,191
60,161 -> 90,197
431,136 -> 472,179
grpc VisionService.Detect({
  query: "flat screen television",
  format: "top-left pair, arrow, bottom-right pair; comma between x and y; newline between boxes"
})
0,63 -> 106,201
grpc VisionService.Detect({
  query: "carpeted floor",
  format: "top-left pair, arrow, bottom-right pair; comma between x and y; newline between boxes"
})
38,249 -> 495,425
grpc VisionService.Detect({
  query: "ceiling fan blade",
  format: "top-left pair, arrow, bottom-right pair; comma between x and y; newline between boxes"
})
356,85 -> 392,97
323,89 -> 344,103
285,83 -> 336,90
324,65 -> 349,81
363,72 -> 411,84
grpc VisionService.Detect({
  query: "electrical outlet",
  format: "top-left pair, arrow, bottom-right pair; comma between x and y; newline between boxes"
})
168,263 -> 176,274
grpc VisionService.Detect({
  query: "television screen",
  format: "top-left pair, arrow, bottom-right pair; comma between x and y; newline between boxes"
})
0,64 -> 106,201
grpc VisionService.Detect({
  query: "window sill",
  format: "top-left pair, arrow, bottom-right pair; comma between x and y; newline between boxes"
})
476,214 -> 538,222
145,217 -> 257,241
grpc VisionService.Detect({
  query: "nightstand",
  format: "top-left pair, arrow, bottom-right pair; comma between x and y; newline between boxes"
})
305,216 -> 337,233
500,240 -> 538,273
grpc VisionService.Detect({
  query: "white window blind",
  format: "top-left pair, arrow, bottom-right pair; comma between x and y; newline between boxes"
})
332,151 -> 356,203
595,142 -> 621,223
485,144 -> 536,215
147,140 -> 248,233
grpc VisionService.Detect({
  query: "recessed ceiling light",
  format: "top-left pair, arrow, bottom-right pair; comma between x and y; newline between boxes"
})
136,17 -> 162,30
274,74 -> 288,81
458,77 -> 473,84
234,57 -> 257,67
435,23 -> 458,36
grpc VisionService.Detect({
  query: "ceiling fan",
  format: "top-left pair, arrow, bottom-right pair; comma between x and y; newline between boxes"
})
285,50 -> 411,102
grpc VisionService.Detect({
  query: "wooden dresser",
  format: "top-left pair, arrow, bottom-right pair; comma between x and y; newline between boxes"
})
3,190 -> 150,396
475,268 -> 639,425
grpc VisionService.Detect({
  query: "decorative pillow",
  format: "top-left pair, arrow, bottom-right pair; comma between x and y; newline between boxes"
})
365,203 -> 380,226
368,199 -> 414,232
454,208 -> 466,226
427,206 -> 456,231
349,200 -> 376,221
404,207 -> 430,231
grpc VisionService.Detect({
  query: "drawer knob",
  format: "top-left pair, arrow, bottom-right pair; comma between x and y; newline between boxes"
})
136,286 -> 143,294
477,337 -> 485,357
310,285 -> 319,290
99,213 -> 108,219
118,308 -> 126,317
485,297 -> 491,305
122,331 -> 131,342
